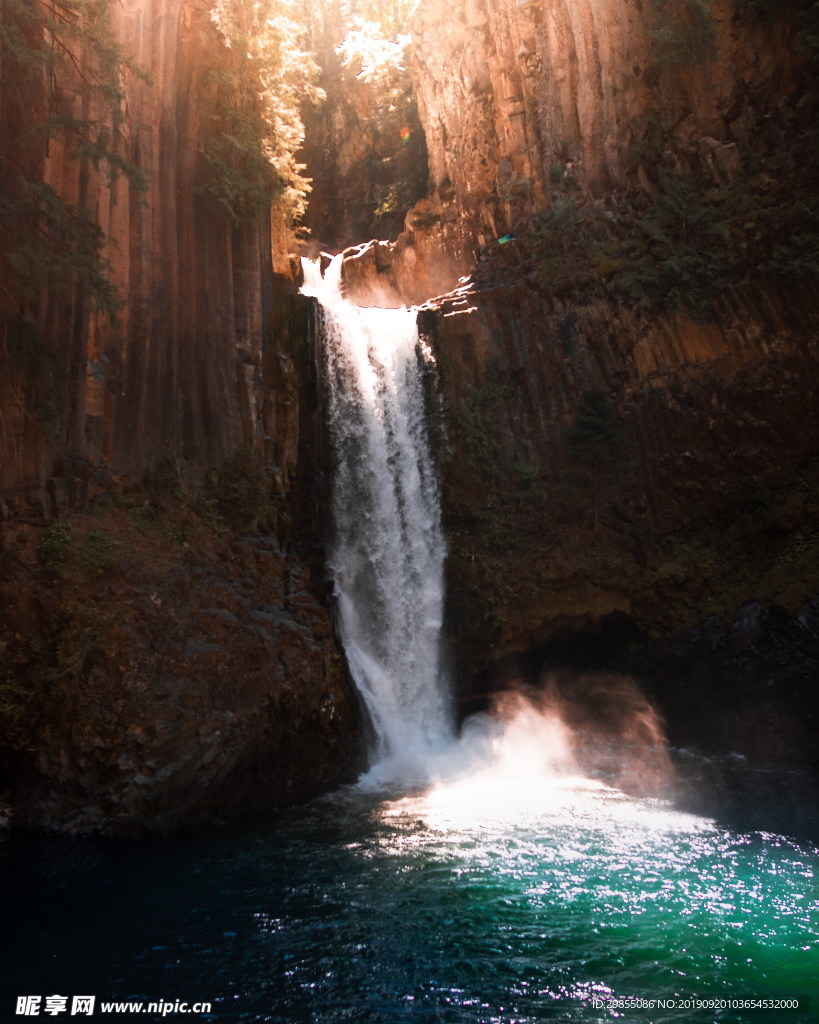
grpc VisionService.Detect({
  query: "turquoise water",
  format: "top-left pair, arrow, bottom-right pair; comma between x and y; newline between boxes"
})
3,775 -> 817,1024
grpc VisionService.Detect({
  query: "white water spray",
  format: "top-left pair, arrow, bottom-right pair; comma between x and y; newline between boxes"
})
302,256 -> 453,777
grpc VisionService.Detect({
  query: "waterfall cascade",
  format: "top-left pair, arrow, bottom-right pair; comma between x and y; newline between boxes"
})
302,256 -> 454,778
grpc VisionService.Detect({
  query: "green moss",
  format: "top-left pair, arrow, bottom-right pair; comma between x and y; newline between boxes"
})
607,175 -> 736,319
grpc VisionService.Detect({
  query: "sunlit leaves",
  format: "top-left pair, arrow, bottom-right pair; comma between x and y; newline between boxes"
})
337,19 -> 410,83
206,0 -> 320,223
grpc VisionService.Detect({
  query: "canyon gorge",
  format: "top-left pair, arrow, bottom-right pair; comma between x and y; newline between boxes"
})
1,0 -> 818,833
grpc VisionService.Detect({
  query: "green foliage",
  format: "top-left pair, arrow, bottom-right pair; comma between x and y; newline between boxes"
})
202,107 -> 287,223
79,530 -> 122,576
336,16 -> 428,237
212,447 -> 276,531
143,457 -> 188,508
337,17 -> 410,82
299,0 -> 418,42
649,0 -> 716,65
607,175 -> 735,318
297,0 -> 427,239
626,113 -> 671,171
0,181 -> 123,317
206,0 -> 320,224
531,197 -> 585,286
1,0 -> 149,115
525,144 -> 819,317
770,200 -> 819,281
38,523 -> 72,568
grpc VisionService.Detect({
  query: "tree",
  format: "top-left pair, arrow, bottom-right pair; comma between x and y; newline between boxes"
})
206,0 -> 321,224
296,0 -> 418,43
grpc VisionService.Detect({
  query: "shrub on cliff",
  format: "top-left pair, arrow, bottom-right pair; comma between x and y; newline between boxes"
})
770,200 -> 819,281
37,523 -> 72,569
212,447 -> 277,532
609,176 -> 735,319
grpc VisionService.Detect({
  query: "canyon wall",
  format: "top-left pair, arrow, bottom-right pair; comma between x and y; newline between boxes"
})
342,0 -> 814,306
3,0 -> 819,828
413,0 -> 766,229
299,13 -> 429,251
0,0 -> 300,516
410,0 -> 804,259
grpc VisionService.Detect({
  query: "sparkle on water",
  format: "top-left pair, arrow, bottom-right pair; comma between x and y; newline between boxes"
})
4,777 -> 817,1023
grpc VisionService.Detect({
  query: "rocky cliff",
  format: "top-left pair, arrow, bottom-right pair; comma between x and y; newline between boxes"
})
0,0 -> 362,833
341,0 -> 816,305
299,7 -> 429,251
1,503 -> 362,837
411,0 -> 788,240
0,0 -> 302,515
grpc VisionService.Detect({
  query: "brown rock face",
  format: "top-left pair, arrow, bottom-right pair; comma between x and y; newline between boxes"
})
384,0 -> 819,713
410,0 -> 801,248
1,514 -> 362,836
0,0 -> 300,515
427,266 -> 819,662
337,0 -> 811,307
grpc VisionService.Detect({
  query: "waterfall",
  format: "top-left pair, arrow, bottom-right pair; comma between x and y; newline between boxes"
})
302,256 -> 454,777
302,255 -> 673,802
